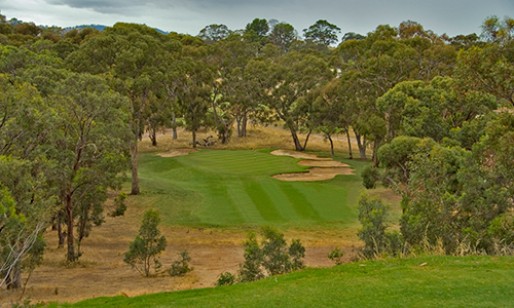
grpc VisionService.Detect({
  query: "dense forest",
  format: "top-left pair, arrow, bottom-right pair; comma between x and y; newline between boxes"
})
0,13 -> 513,291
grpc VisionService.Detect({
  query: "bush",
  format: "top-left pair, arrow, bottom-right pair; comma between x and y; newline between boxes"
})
328,247 -> 344,265
168,250 -> 193,277
261,227 -> 291,275
289,239 -> 306,271
239,228 -> 305,282
358,194 -> 387,259
239,232 -> 264,282
110,192 -> 127,217
124,209 -> 166,277
216,272 -> 236,287
362,166 -> 380,189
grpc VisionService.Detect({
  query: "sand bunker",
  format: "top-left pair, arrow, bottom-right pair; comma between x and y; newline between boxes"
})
271,150 -> 354,182
270,150 -> 332,161
157,149 -> 196,158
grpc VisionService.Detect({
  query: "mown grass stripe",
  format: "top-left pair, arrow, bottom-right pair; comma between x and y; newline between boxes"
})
243,179 -> 286,222
278,182 -> 322,221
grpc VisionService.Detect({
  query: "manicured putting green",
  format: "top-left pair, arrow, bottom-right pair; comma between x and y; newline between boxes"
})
132,149 -> 367,228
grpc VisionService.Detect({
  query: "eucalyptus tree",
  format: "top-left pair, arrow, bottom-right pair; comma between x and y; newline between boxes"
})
269,22 -> 298,52
244,18 -> 270,56
303,19 -> 341,46
377,77 -> 497,142
169,47 -> 213,148
0,75 -> 55,289
198,24 -> 231,43
51,73 -> 131,262
455,43 -> 514,107
247,50 -> 334,151
311,78 -> 354,158
66,23 -> 172,195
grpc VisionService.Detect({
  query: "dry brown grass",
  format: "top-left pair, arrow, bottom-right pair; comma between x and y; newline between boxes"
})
140,124 -> 361,158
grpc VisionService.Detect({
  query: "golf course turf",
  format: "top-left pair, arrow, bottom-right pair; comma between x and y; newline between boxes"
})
132,149 -> 369,228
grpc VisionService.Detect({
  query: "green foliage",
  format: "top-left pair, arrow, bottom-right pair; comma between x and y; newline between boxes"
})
260,227 -> 291,275
216,272 -> 236,287
168,250 -> 193,277
361,166 -> 380,189
239,232 -> 264,282
358,194 -> 388,258
110,192 -> 127,217
124,209 -> 167,277
303,19 -> 341,46
288,239 -> 306,271
239,228 -> 305,282
328,247 -> 344,265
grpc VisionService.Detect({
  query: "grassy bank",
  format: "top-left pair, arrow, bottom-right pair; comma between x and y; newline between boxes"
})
64,255 -> 514,307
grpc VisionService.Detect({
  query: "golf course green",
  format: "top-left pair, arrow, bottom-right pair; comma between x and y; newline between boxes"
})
131,149 -> 369,228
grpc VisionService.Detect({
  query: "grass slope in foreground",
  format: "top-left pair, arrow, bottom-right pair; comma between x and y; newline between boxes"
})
68,256 -> 514,307
131,149 -> 368,228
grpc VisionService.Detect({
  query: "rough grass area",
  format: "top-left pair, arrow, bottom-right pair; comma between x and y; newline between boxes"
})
131,149 -> 370,228
63,256 -> 514,307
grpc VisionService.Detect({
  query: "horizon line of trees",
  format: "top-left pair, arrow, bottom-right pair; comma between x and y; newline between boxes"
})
1,13 -> 513,290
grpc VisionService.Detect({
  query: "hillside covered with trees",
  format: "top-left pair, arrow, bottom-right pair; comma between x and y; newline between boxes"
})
0,13 -> 513,304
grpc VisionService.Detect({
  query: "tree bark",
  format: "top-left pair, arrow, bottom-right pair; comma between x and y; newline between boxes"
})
65,195 -> 76,262
192,130 -> 197,148
346,129 -> 353,160
327,133 -> 335,157
302,129 -> 312,151
171,112 -> 178,140
289,126 -> 304,151
149,127 -> 157,146
130,139 -> 140,195
355,133 -> 367,159
241,114 -> 248,137
57,214 -> 65,248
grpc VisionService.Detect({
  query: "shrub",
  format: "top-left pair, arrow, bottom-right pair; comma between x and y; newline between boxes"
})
239,228 -> 306,281
362,166 -> 380,189
110,192 -> 127,217
261,227 -> 291,275
328,247 -> 344,265
239,232 -> 264,282
216,272 -> 236,287
358,194 -> 387,259
124,209 -> 166,277
169,250 -> 193,277
289,239 -> 306,271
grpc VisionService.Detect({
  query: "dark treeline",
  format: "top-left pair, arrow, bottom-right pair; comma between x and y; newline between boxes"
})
0,14 -> 513,289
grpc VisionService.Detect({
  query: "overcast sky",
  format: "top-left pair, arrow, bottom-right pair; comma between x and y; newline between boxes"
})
1,0 -> 513,38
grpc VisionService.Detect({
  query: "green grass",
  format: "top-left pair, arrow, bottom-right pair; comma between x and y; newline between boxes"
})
65,255 -> 514,307
129,149 -> 371,228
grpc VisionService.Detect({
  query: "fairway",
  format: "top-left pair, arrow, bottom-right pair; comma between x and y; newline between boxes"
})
132,149 -> 367,228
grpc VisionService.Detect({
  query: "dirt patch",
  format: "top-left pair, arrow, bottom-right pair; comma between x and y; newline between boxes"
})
156,148 -> 196,158
271,150 -> 354,182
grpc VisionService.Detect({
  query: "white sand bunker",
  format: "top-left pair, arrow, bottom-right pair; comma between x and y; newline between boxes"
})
271,150 -> 354,182
157,149 -> 196,158
270,150 -> 332,161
